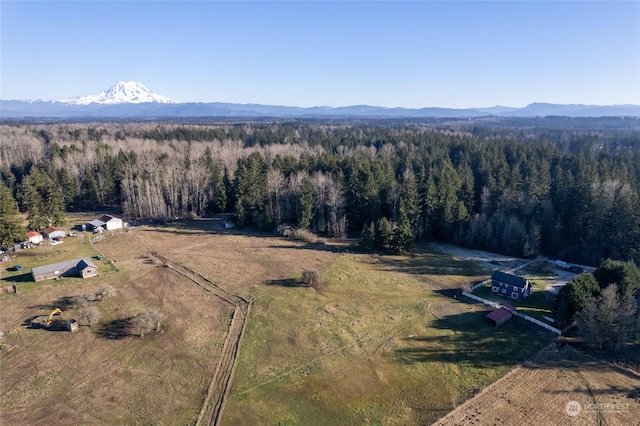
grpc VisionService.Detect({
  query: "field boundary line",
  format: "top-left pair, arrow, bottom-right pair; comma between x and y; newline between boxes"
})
213,297 -> 254,426
149,252 -> 250,426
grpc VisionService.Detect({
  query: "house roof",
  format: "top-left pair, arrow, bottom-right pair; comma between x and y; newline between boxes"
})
27,231 -> 42,238
491,270 -> 529,289
487,307 -> 513,322
99,215 -> 121,223
76,258 -> 97,271
89,219 -> 105,227
32,257 -> 96,277
42,227 -> 65,235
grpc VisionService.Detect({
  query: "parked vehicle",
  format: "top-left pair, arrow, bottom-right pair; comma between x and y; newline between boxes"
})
568,265 -> 584,273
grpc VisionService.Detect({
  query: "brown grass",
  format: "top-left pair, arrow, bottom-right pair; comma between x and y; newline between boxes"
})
432,343 -> 640,426
4,219 -> 610,425
0,220 -> 338,425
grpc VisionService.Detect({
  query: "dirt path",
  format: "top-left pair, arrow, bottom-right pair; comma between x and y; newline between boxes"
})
150,253 -> 252,426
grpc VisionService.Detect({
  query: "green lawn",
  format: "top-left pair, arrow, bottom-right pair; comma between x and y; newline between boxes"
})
225,251 -> 552,425
473,281 -> 555,324
1,231 -> 115,294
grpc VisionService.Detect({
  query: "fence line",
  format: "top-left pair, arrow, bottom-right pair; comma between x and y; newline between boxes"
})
461,291 -> 561,335
510,263 -> 529,273
470,279 -> 490,291
512,311 -> 561,334
461,291 -> 500,308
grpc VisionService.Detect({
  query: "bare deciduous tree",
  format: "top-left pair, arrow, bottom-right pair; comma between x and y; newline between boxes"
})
577,284 -> 638,352
78,305 -> 101,327
72,292 -> 96,307
95,284 -> 117,301
132,310 -> 166,338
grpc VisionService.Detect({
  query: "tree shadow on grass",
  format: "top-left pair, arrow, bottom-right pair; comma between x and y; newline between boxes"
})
97,317 -> 133,339
265,278 -> 304,287
28,295 -> 76,311
392,312 -> 553,370
377,249 -> 492,278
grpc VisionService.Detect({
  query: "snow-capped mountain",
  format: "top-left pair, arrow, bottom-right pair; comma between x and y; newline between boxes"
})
60,81 -> 178,105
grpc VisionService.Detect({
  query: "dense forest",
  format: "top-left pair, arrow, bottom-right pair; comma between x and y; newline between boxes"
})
2,120 -> 640,266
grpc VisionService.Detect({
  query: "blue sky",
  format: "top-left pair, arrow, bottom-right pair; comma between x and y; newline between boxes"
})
1,1 -> 639,108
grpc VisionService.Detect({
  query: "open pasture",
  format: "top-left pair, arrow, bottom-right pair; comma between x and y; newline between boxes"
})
2,220 -> 561,425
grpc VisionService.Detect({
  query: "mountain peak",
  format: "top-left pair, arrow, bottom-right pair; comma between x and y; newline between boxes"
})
60,81 -> 178,105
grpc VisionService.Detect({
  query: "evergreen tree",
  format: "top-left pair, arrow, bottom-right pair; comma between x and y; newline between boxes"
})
21,171 -> 48,231
57,167 -> 79,211
0,182 -> 25,247
374,217 -> 392,250
358,222 -> 375,252
79,172 -> 100,211
391,200 -> 414,254
44,180 -> 65,226
235,152 -> 267,226
401,168 -> 420,231
555,273 -> 601,327
593,259 -> 640,298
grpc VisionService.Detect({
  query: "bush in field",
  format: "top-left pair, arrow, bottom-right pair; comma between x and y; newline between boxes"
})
280,226 -> 323,245
300,269 -> 322,288
78,305 -> 101,327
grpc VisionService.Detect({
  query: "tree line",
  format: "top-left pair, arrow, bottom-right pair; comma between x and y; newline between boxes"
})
1,121 -> 639,265
555,259 -> 639,352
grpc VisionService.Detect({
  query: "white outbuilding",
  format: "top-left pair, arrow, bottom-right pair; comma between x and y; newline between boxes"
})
99,215 -> 123,231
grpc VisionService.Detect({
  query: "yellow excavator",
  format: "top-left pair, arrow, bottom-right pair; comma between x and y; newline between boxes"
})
46,308 -> 62,327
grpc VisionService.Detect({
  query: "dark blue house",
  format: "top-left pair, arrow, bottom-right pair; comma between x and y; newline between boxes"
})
490,270 -> 532,301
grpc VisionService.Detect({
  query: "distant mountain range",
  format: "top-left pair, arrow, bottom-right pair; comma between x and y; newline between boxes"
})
2,81 -> 639,119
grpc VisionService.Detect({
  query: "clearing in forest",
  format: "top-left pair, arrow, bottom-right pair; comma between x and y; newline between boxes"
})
2,220 -> 563,425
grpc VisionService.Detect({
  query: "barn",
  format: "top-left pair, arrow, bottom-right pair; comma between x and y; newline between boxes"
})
88,219 -> 105,231
490,270 -> 532,301
88,215 -> 123,231
31,257 -> 98,282
487,303 -> 516,327
42,227 -> 66,240
99,215 -> 123,231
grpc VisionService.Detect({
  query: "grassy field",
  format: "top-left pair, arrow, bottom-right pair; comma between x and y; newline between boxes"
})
224,251 -> 552,425
0,219 -> 571,425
